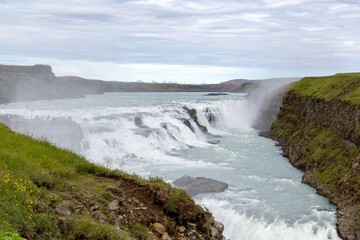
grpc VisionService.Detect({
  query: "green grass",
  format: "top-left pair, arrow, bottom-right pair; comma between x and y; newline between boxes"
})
0,124 -> 124,239
127,223 -> 149,239
164,188 -> 189,213
64,216 -> 127,240
0,232 -> 26,240
292,73 -> 360,104
0,123 -> 212,239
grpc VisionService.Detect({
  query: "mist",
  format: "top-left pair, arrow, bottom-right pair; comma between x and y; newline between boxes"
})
236,77 -> 301,132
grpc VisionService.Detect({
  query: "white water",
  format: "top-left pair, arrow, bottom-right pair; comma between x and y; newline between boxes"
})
0,92 -> 339,240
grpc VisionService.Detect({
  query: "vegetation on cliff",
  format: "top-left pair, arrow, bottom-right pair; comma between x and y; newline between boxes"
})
291,73 -> 360,104
270,73 -> 360,240
0,124 -> 223,240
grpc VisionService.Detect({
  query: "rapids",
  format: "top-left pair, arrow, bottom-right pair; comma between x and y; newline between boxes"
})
0,92 -> 340,240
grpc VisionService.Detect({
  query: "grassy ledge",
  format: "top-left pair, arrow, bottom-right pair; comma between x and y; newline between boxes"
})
0,124 -> 216,240
291,73 -> 360,104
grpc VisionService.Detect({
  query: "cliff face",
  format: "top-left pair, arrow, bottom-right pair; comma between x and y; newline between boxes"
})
0,65 -> 106,103
269,73 -> 360,240
0,65 -> 54,78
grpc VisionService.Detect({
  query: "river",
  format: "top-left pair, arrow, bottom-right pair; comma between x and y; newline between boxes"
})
0,92 -> 339,240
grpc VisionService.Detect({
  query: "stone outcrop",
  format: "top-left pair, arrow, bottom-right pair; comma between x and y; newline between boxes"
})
183,107 -> 208,133
134,116 -> 147,128
153,223 -> 166,235
182,106 -> 220,144
173,176 -> 229,196
269,74 -> 360,240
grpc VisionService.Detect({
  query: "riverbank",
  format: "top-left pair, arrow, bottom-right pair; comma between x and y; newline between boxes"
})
268,73 -> 360,240
0,124 -> 225,239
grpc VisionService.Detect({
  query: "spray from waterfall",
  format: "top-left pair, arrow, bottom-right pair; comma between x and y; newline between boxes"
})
245,79 -> 299,131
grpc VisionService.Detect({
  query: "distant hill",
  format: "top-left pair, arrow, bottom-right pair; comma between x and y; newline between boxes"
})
0,65 -> 104,103
0,64 -> 300,104
220,77 -> 301,86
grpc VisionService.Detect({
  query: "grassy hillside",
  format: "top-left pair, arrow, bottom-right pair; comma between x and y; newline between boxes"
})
0,124 -> 216,240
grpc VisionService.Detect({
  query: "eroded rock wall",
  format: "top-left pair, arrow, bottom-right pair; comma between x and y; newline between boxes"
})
270,89 -> 360,240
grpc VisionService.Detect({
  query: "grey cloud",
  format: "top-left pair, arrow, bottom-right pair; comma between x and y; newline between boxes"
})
49,13 -> 115,23
0,0 -> 359,77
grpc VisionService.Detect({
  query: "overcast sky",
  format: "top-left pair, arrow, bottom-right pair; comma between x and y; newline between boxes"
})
0,0 -> 359,83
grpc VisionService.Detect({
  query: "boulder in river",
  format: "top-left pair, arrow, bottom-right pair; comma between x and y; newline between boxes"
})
173,176 -> 228,196
205,93 -> 228,96
182,119 -> 195,132
134,116 -> 148,128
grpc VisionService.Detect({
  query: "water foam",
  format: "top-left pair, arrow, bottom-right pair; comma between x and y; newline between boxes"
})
76,99 -> 253,172
199,198 -> 339,240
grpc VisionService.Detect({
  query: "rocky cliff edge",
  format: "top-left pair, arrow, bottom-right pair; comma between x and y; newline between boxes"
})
269,73 -> 360,240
